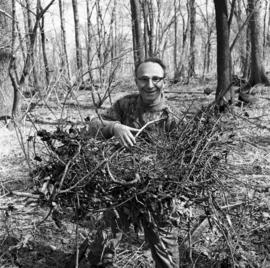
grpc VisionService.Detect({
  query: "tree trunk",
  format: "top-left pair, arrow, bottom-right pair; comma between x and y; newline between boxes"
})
18,0 -> 55,99
173,0 -> 178,77
262,0 -> 268,57
188,0 -> 196,78
10,0 -> 20,117
248,0 -> 270,86
199,0 -> 213,78
130,0 -> 144,66
205,0 -> 213,74
175,4 -> 189,82
86,0 -> 93,81
234,0 -> 248,77
267,2 -> 270,48
110,0 -> 117,60
59,0 -> 71,79
148,0 -> 154,57
203,31 -> 212,76
72,0 -> 83,71
24,0 -> 39,90
214,0 -> 232,105
16,17 -> 26,63
142,1 -> 149,59
0,0 -> 13,118
40,16 -> 50,86
142,0 -> 154,58
96,0 -> 103,82
243,21 -> 251,78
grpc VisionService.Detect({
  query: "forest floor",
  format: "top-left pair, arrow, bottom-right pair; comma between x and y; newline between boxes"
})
1,78 -> 270,268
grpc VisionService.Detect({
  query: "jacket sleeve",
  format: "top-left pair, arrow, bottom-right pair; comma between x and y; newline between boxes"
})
87,101 -> 122,139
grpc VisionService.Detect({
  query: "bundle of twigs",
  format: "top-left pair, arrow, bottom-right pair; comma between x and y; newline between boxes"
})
33,106 -> 227,226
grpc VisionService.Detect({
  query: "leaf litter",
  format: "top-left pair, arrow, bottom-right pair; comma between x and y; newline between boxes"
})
1,85 -> 270,267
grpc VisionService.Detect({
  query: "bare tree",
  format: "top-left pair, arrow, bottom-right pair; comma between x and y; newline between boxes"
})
8,0 -> 55,118
267,1 -> 270,48
19,1 -> 55,86
153,0 -> 176,60
95,0 -> 105,80
228,0 -> 236,32
233,0 -> 250,77
173,0 -> 178,75
23,0 -> 39,90
10,0 -> 19,117
247,0 -> 270,87
72,0 -> 83,71
244,21 -> 251,78
40,14 -> 50,86
142,0 -> 154,58
86,0 -> 95,81
262,0 -> 269,57
197,0 -> 215,77
110,0 -> 117,59
188,0 -> 196,79
130,0 -> 144,65
174,1 -> 190,81
214,0 -> 232,106
84,0 -> 125,107
59,0 -> 71,79
0,0 -> 13,119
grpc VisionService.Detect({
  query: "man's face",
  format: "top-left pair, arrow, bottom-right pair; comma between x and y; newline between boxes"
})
136,62 -> 165,104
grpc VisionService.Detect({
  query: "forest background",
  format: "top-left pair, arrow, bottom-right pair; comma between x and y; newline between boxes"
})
1,0 -> 270,267
1,0 -> 270,116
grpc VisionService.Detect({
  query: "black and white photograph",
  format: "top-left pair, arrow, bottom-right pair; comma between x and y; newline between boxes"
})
0,0 -> 270,267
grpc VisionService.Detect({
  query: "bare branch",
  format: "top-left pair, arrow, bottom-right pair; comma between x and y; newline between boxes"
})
230,9 -> 255,51
228,0 -> 236,29
0,8 -> 13,20
135,118 -> 165,138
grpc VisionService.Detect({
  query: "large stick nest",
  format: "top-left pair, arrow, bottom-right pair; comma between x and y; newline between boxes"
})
33,106 -> 228,226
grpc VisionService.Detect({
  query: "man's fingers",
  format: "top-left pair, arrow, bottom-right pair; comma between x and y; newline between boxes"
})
127,132 -> 136,145
124,134 -> 135,147
113,124 -> 137,147
120,132 -> 136,147
127,126 -> 140,132
121,139 -> 128,147
119,137 -> 131,148
125,138 -> 134,147
117,133 -> 130,147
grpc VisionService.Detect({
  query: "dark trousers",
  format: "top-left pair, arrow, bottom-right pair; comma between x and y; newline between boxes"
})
88,209 -> 179,267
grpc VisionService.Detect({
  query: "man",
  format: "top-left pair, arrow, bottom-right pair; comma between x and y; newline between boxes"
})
88,58 -> 180,268
89,57 -> 177,147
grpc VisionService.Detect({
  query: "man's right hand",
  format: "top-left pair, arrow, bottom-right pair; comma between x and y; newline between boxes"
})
113,123 -> 140,147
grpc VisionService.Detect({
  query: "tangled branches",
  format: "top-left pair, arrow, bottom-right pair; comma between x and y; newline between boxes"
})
33,106 -> 227,227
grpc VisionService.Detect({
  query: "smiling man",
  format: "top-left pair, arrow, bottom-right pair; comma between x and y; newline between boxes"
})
89,57 -> 177,147
87,58 -> 180,268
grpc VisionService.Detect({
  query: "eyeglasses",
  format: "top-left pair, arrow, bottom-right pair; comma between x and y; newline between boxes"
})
137,76 -> 164,85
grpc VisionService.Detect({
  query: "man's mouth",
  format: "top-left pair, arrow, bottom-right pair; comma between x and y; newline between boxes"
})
144,89 -> 157,94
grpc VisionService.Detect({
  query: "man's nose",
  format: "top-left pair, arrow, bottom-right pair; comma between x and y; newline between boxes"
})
146,78 -> 154,88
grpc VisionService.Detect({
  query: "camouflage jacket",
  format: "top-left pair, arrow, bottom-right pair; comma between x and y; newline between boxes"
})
90,93 -> 179,137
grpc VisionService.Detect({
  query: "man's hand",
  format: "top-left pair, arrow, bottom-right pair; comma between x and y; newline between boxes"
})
113,123 -> 140,147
